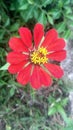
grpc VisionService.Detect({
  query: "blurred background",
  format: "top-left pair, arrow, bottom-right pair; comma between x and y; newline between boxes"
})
0,0 -> 73,130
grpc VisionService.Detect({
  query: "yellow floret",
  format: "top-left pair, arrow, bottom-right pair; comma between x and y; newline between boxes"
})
30,47 -> 48,64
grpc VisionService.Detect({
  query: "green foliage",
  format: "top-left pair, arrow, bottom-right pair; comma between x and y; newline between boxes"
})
48,97 -> 68,115
0,0 -> 73,42
48,96 -> 73,129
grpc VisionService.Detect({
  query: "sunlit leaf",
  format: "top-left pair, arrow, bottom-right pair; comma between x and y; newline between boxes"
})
48,107 -> 57,116
47,15 -> 54,25
0,63 -> 10,70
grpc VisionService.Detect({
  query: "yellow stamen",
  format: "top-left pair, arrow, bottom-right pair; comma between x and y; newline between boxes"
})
38,47 -> 48,55
30,47 -> 48,64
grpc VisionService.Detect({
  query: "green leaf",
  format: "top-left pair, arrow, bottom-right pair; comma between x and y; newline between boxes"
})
10,0 -> 28,10
47,15 -> 54,25
0,29 -> 5,40
27,0 -> 34,4
64,6 -> 72,14
33,7 -> 40,20
4,18 -> 10,27
10,23 -> 20,32
20,5 -> 35,22
48,106 -> 57,116
66,14 -> 73,21
55,22 -> 66,33
38,12 -> 47,26
63,0 -> 71,5
58,106 -> 69,124
58,0 -> 63,8
18,3 -> 28,10
68,21 -> 73,28
9,87 -> 16,97
41,0 -> 53,7
61,98 -> 68,106
0,63 -> 10,70
49,9 -> 61,20
63,30 -> 71,39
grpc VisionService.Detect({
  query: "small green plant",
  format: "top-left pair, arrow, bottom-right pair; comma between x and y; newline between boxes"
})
48,96 -> 73,129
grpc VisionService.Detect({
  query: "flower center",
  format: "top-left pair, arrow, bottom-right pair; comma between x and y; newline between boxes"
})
30,47 -> 48,64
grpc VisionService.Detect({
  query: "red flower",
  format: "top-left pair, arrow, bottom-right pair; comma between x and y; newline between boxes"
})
7,23 -> 66,89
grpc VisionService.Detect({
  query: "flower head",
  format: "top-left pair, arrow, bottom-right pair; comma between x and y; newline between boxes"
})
7,23 -> 66,89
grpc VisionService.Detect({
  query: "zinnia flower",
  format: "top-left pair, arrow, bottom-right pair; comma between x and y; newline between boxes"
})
7,23 -> 66,89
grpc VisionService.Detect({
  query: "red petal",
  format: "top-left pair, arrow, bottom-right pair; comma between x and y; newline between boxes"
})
30,66 -> 41,89
30,66 -> 52,89
47,38 -> 66,52
48,50 -> 66,61
7,52 -> 28,64
8,61 -> 27,74
34,23 -> 44,48
18,27 -> 32,48
44,63 -> 64,78
42,29 -> 58,47
17,64 -> 32,85
9,37 -> 28,52
39,67 -> 52,87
